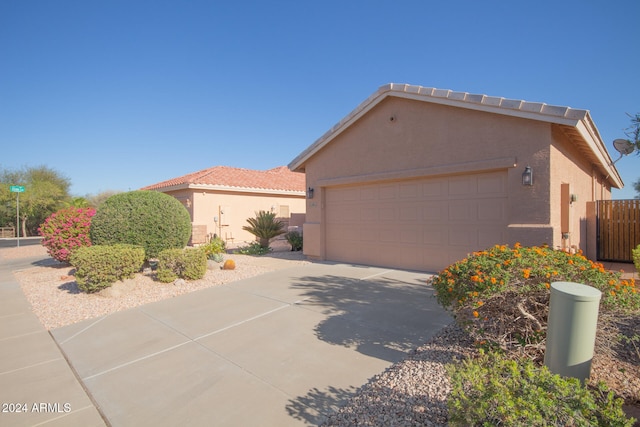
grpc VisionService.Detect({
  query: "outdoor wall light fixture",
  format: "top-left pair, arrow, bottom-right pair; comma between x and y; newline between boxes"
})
522,166 -> 533,186
307,187 -> 314,199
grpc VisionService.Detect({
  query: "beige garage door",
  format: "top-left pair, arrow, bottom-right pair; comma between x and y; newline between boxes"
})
325,170 -> 508,272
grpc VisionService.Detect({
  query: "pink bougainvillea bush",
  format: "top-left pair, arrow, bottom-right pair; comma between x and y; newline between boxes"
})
39,207 -> 96,262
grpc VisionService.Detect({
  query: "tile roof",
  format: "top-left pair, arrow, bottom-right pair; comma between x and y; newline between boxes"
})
142,166 -> 305,193
289,83 -> 623,188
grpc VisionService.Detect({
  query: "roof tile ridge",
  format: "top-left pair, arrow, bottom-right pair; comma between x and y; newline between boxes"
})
384,83 -> 587,120
265,165 -> 290,174
183,165 -> 229,185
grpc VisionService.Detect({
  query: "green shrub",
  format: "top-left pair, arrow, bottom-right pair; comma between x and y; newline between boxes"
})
201,237 -> 226,260
447,351 -> 634,426
156,247 -> 207,283
70,244 -> 145,293
431,244 -> 640,314
210,253 -> 224,263
242,210 -> 286,248
235,241 -> 271,255
285,230 -> 303,251
431,243 -> 640,363
633,244 -> 640,274
89,190 -> 191,259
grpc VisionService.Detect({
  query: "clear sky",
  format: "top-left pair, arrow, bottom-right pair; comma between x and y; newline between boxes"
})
1,0 -> 638,199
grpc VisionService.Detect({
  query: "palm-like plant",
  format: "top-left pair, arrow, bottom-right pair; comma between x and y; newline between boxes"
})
242,210 -> 286,249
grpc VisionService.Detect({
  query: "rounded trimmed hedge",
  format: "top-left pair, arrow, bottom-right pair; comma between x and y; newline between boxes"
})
156,247 -> 207,283
89,191 -> 191,259
70,244 -> 145,293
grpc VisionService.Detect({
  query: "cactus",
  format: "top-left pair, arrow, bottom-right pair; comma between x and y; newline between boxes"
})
222,259 -> 236,270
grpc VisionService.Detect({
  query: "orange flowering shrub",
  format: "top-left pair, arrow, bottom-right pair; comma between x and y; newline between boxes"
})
434,245 -> 640,411
432,244 -> 639,313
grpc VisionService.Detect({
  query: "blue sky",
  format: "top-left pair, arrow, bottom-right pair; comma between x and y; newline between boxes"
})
1,0 -> 638,199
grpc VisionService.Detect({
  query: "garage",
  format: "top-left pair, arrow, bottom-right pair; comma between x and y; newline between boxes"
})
289,84 -> 622,270
324,170 -> 509,271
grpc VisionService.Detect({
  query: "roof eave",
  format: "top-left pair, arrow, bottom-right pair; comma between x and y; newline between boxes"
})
289,83 -> 585,171
140,183 -> 190,192
574,115 -> 624,189
289,88 -> 390,172
289,83 -> 624,188
188,184 -> 305,196
147,183 -> 305,196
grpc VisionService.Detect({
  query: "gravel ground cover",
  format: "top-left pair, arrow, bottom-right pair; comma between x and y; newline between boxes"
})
2,243 -> 308,330
321,323 -> 474,427
3,243 -> 468,425
3,243 -> 638,425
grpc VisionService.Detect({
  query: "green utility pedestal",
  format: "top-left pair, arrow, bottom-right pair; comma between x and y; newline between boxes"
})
544,281 -> 601,383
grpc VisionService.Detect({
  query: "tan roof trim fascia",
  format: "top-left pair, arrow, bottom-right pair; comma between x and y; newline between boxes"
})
387,86 -> 588,127
289,84 -> 623,189
316,157 -> 517,188
145,183 -> 305,196
187,184 -> 305,196
289,89 -> 389,172
142,184 -> 190,192
573,114 -> 623,188
288,83 -> 592,172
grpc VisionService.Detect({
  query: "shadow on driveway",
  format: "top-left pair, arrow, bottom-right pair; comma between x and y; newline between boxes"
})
285,270 -> 452,423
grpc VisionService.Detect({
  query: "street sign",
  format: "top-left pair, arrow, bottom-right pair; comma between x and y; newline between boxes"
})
10,186 -> 24,247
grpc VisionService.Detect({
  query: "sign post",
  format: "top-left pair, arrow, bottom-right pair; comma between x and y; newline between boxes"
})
10,186 -> 25,247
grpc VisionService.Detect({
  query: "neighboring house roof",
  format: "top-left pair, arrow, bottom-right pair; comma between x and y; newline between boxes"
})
142,166 -> 306,195
289,83 -> 623,188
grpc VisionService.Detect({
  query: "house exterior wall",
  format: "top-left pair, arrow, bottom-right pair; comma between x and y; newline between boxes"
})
302,97 -> 600,263
161,189 -> 305,245
548,125 -> 612,255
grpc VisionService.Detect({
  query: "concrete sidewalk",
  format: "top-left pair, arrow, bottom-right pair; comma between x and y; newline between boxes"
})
0,256 -> 106,427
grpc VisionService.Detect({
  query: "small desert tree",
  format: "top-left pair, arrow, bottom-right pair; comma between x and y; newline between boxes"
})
625,112 -> 640,152
625,113 -> 640,198
242,210 -> 286,249
0,165 -> 71,236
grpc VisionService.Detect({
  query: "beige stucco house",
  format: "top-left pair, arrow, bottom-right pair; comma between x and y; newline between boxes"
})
289,83 -> 624,272
142,166 -> 306,245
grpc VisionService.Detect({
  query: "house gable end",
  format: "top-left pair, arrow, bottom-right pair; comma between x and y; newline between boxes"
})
289,83 -> 623,189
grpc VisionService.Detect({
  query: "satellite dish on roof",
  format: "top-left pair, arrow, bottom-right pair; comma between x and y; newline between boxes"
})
606,138 -> 636,179
613,138 -> 636,155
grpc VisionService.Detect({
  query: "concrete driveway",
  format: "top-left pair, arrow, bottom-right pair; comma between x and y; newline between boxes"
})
50,261 -> 452,426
